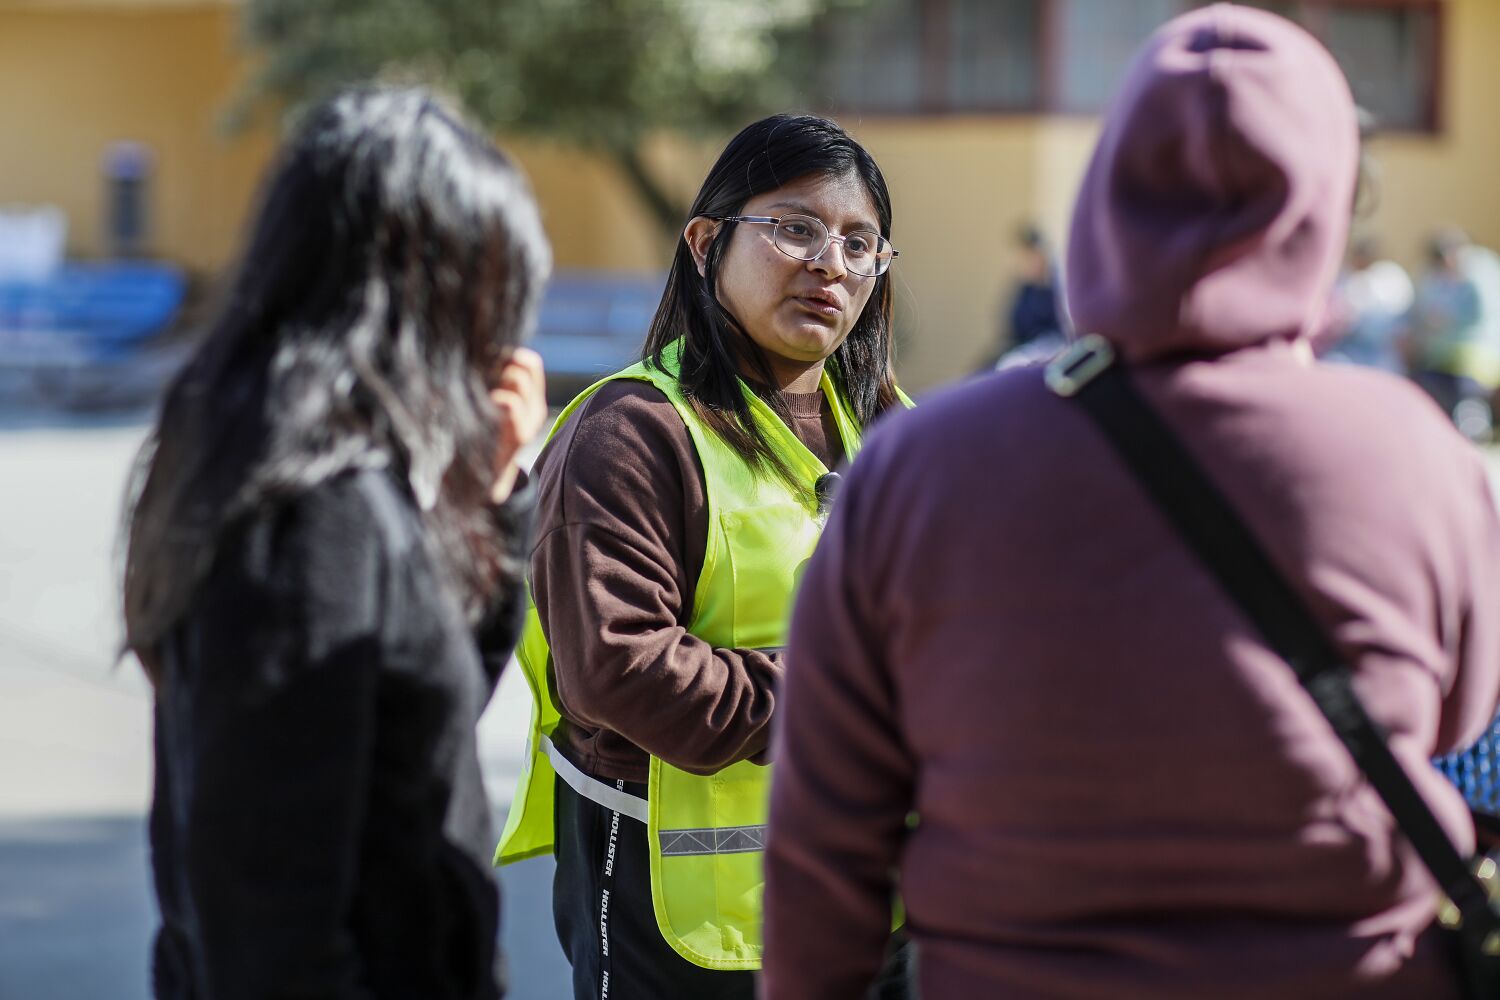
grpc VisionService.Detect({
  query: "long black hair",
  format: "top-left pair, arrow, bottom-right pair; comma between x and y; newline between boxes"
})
642,114 -> 900,492
122,86 -> 550,680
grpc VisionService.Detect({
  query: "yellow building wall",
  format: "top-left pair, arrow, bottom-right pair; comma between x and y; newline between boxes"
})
0,6 -> 713,278
504,133 -> 719,272
1366,0 -> 1500,269
0,5 -> 275,271
848,118 -> 1051,387
4,0 -> 1497,393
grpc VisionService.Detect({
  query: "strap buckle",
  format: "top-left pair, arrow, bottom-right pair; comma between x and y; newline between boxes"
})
1045,334 -> 1116,397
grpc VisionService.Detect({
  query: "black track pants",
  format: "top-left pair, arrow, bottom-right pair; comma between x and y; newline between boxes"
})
553,775 -> 755,1000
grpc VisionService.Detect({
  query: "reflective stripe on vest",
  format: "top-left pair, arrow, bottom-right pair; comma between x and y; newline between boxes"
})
543,736 -> 770,855
658,825 -> 768,856
540,733 -> 648,824
495,339 -> 909,970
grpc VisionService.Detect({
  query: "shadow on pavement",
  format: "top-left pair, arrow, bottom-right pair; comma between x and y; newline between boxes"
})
0,815 -> 571,1000
499,856 -> 574,1000
0,815 -> 155,1000
0,404 -> 156,433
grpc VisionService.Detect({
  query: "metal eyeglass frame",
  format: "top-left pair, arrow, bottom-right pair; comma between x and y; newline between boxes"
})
714,214 -> 899,277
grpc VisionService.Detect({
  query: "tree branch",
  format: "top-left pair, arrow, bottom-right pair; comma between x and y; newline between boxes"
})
609,143 -> 689,251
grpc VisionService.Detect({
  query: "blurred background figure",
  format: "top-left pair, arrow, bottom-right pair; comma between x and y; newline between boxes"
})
1323,237 -> 1413,374
990,223 -> 1066,371
1405,227 -> 1500,442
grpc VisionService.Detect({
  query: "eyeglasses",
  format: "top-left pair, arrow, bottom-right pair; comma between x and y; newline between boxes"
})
715,214 -> 898,278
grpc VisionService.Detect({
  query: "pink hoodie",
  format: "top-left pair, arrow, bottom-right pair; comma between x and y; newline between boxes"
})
1068,4 -> 1358,361
764,7 -> 1500,998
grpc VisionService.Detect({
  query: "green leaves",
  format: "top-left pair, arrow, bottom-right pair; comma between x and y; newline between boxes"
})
233,0 -> 868,238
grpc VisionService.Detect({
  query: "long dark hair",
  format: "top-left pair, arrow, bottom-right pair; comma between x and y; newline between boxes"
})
122,87 -> 550,680
642,114 -> 900,492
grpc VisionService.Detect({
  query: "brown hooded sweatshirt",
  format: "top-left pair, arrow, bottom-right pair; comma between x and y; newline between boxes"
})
763,7 -> 1500,999
529,378 -> 844,783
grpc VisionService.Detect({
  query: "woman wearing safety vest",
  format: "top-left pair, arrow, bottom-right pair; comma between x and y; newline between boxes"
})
495,114 -> 910,998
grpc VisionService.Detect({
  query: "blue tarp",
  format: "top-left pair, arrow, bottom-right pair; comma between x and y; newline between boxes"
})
0,262 -> 186,361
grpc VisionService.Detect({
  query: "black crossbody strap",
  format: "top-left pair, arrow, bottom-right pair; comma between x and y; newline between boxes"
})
1046,335 -> 1498,933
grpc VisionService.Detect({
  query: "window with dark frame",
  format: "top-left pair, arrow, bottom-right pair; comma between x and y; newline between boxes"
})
821,0 -> 927,114
820,0 -> 1044,115
1054,0 -> 1181,113
818,0 -> 1443,133
944,0 -> 1044,111
1320,4 -> 1440,131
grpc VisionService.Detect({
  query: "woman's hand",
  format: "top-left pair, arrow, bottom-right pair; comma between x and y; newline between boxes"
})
488,347 -> 547,504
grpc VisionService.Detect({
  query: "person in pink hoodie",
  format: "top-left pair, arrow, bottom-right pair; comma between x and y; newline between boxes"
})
762,6 -> 1500,999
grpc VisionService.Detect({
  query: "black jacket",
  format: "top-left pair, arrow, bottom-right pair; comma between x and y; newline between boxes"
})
148,467 -> 530,999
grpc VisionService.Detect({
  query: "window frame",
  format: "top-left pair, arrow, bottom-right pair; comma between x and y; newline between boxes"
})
1293,0 -> 1446,134
820,0 -> 1445,134
819,0 -> 1052,117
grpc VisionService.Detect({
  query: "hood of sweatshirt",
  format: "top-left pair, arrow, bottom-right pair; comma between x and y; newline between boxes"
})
1066,4 -> 1359,362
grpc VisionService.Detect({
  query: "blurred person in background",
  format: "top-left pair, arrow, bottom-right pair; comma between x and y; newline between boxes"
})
1405,227 -> 1500,441
1006,224 -> 1065,348
121,86 -> 550,1000
764,7 -> 1500,999
494,113 -> 909,999
1323,237 -> 1413,374
990,224 -> 1068,371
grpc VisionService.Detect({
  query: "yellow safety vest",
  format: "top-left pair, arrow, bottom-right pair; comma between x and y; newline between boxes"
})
496,339 -> 899,970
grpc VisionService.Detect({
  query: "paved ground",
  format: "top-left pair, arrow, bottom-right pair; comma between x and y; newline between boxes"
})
0,411 -> 570,1000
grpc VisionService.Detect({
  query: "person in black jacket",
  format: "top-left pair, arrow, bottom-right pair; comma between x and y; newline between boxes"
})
120,86 -> 551,1000
1005,225 -> 1062,350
